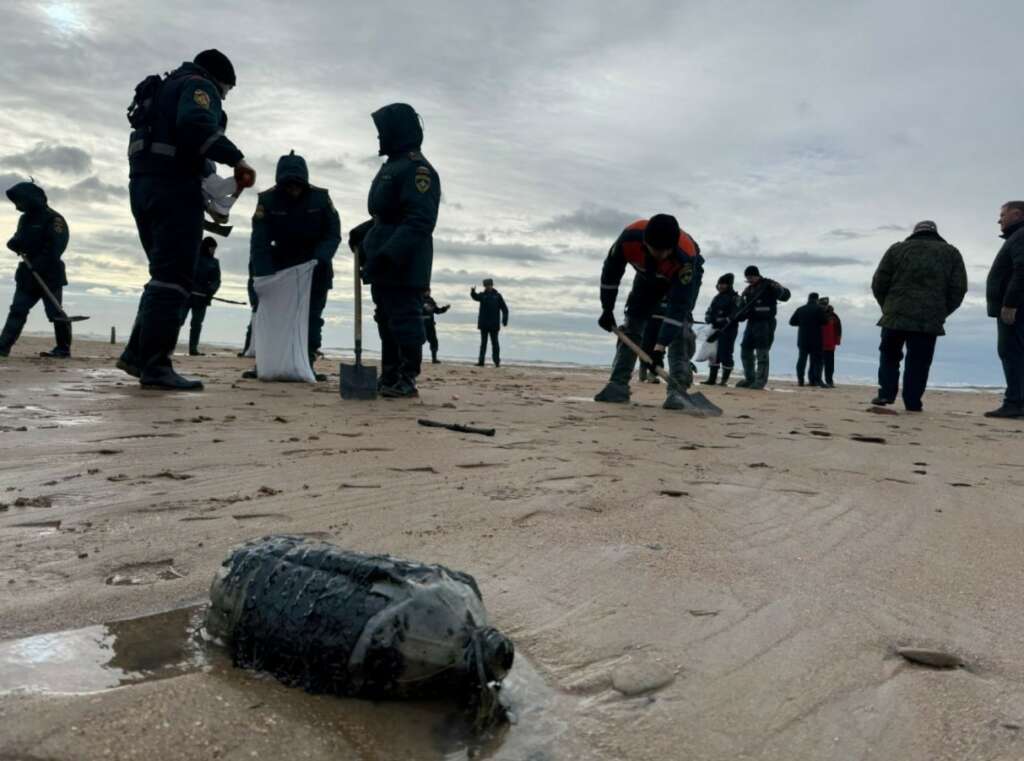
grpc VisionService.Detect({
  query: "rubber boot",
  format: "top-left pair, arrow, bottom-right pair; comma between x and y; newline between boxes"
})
137,286 -> 203,391
719,368 -> 732,386
735,351 -> 755,388
594,382 -> 630,403
188,322 -> 203,356
309,352 -> 326,382
40,321 -> 72,358
751,350 -> 770,390
663,389 -> 688,410
431,351 -> 439,364
701,366 -> 719,385
984,403 -> 1024,418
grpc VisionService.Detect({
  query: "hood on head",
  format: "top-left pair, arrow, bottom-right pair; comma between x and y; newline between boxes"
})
275,150 -> 309,187
372,103 -> 423,156
6,181 -> 47,212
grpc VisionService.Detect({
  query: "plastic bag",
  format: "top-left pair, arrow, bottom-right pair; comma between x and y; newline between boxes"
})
251,261 -> 316,382
694,325 -> 718,363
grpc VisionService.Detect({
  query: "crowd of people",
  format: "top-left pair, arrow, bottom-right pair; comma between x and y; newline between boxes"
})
2,48 -> 1024,417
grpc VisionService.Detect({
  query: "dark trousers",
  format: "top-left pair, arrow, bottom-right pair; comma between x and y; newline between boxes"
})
371,285 -> 425,382
185,299 -> 207,352
425,320 -> 439,357
823,351 -> 836,385
877,328 -> 937,410
479,329 -> 500,365
796,348 -> 823,385
0,276 -> 67,351
997,319 -> 1024,405
308,264 -> 331,360
123,175 -> 204,375
709,325 -> 737,369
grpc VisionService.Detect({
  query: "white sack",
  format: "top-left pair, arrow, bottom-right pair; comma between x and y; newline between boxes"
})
694,325 -> 718,364
252,261 -> 317,383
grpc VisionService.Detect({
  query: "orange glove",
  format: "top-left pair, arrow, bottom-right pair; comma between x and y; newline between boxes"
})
233,159 -> 256,194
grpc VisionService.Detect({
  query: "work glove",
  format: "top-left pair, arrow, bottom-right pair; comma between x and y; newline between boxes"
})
233,159 -> 256,193
645,348 -> 665,373
598,311 -> 616,332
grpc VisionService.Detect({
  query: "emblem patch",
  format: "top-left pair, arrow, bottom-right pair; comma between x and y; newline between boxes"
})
253,205 -> 265,220
415,173 -> 431,194
679,262 -> 694,285
53,218 -> 65,234
193,89 -> 211,109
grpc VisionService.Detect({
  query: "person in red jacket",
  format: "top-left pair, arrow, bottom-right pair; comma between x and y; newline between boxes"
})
819,297 -> 842,388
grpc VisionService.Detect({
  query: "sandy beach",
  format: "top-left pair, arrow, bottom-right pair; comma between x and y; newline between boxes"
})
2,335 -> 1024,760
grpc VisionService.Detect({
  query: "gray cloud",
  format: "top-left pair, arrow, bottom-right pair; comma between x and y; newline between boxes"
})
0,143 -> 93,175
535,204 -> 640,238
435,239 -> 552,263
46,176 -> 128,205
825,225 -> 905,240
0,172 -> 29,192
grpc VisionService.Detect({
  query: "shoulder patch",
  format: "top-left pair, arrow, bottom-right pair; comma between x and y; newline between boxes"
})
193,89 -> 211,109
52,217 -> 66,234
679,261 -> 694,285
253,204 -> 265,221
415,172 -> 432,194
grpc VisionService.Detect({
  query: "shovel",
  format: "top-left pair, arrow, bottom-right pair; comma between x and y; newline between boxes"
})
612,326 -> 722,417
339,249 -> 377,400
19,255 -> 89,323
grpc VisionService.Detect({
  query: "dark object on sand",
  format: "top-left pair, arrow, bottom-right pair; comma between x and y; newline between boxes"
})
896,647 -> 963,669
206,535 -> 514,726
418,418 -> 496,437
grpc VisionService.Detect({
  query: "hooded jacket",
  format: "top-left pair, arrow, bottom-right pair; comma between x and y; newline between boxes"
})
872,230 -> 967,335
355,104 -> 441,289
737,278 -> 791,322
128,62 -> 243,179
705,288 -> 740,336
6,182 -> 69,287
472,287 -> 509,331
250,152 -> 341,284
986,220 -> 1024,317
788,297 -> 828,350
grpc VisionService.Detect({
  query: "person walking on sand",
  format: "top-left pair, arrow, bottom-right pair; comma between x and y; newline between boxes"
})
735,266 -> 790,389
184,236 -> 221,356
594,214 -> 704,410
819,297 -> 841,388
422,288 -> 450,363
471,278 -> 508,367
870,220 -> 967,412
789,292 -> 828,387
984,202 -> 1024,418
701,273 -> 739,386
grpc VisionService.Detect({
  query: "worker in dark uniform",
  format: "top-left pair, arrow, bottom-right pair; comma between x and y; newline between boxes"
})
789,292 -> 828,386
0,181 -> 71,358
702,273 -> 739,385
422,288 -> 450,363
118,49 -> 254,390
185,236 -> 221,355
349,103 -> 441,398
471,279 -> 509,366
248,150 -> 340,380
595,214 -> 704,410
735,266 -> 790,389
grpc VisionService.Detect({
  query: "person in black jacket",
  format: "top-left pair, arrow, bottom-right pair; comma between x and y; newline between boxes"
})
184,236 -> 221,355
119,49 -> 255,390
1,182 -> 71,358
788,293 -> 828,387
348,103 -> 441,398
701,273 -> 739,385
422,288 -> 450,363
471,279 -> 508,367
985,201 -> 1024,418
736,266 -> 791,389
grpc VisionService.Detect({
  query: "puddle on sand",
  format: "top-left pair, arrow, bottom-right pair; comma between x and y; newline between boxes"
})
0,404 -> 102,428
0,605 -> 575,760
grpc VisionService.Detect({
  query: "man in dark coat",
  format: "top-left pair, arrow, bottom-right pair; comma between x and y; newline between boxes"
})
1,181 -> 71,358
248,150 -> 340,379
348,103 -> 441,398
185,236 -> 221,355
119,49 -> 254,390
788,292 -> 828,386
870,220 -> 967,411
422,288 -> 450,363
471,278 -> 509,367
736,266 -> 791,389
984,201 -> 1024,418
701,273 -> 739,385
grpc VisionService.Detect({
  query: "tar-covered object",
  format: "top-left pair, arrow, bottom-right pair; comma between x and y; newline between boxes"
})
206,535 -> 514,723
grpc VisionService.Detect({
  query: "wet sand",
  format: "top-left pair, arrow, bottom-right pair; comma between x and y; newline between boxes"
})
2,336 -> 1024,760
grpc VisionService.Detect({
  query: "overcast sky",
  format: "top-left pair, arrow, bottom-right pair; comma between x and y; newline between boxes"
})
0,0 -> 1019,385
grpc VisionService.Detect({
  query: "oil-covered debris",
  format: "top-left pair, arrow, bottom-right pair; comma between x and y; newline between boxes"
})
206,535 -> 515,728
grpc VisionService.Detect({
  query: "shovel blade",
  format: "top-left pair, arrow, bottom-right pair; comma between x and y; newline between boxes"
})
339,361 -> 378,400
54,315 -> 90,323
682,391 -> 723,417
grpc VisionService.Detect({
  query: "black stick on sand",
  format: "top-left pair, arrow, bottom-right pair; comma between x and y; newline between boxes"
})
418,419 -> 496,437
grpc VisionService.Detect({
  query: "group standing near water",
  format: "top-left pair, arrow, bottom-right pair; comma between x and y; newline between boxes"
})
2,48 -> 1024,417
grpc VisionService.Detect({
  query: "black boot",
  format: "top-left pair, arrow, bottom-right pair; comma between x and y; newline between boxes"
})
40,321 -> 72,358
701,366 -> 719,385
136,285 -> 203,391
431,351 -> 439,364
0,312 -> 26,357
719,368 -> 732,385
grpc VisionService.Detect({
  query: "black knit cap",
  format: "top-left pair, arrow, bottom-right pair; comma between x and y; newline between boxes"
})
644,214 -> 680,250
718,273 -> 734,286
744,265 -> 761,278
194,49 -> 236,87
